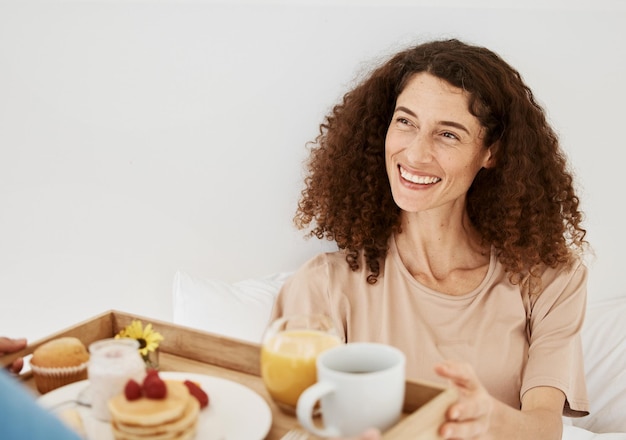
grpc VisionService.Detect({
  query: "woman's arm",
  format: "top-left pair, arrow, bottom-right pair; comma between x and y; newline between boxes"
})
436,361 -> 564,440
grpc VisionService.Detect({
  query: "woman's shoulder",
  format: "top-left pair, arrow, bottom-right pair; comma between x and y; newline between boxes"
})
522,255 -> 588,312
539,255 -> 588,287
286,248 -> 372,292
493,250 -> 587,290
294,249 -> 357,277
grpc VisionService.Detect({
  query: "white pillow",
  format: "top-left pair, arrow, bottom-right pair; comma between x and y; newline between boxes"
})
573,297 -> 626,433
172,270 -> 292,343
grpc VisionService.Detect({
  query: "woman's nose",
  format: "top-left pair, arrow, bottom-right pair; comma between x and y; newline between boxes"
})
406,132 -> 434,163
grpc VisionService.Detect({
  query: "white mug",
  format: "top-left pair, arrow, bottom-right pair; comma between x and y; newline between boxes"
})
296,342 -> 406,437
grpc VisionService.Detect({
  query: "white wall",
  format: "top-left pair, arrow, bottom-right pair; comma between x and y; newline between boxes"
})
1,0 -> 624,341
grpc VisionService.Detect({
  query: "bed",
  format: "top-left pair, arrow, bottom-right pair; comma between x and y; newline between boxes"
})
172,270 -> 626,438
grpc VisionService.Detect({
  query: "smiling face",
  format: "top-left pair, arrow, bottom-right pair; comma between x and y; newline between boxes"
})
385,72 -> 494,217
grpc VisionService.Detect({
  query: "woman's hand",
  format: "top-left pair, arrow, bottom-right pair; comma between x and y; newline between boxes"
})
332,360 -> 494,440
435,360 -> 494,439
0,337 -> 27,374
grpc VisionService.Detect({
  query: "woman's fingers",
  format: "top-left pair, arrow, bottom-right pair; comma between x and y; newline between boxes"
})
0,337 -> 27,374
435,361 -> 493,439
0,337 -> 27,355
435,361 -> 479,390
8,358 -> 24,374
358,428 -> 382,440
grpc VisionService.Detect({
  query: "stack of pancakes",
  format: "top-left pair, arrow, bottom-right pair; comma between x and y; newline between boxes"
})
108,380 -> 200,440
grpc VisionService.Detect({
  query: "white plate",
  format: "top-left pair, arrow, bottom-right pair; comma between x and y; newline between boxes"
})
38,371 -> 272,440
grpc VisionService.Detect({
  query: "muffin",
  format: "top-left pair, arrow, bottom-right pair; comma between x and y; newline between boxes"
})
30,337 -> 90,393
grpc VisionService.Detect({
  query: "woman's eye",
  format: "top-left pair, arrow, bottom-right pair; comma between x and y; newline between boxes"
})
396,117 -> 410,125
442,131 -> 459,140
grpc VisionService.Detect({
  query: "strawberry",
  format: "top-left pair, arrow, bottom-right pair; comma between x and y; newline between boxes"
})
184,380 -> 209,408
143,371 -> 167,399
124,379 -> 142,401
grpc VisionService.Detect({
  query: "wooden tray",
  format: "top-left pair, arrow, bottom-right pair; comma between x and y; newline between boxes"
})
1,310 -> 456,439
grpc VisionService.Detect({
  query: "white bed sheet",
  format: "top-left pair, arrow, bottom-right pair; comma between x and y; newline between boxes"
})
564,425 -> 626,440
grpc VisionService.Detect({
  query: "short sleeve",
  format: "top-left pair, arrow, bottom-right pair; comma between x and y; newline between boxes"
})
268,253 -> 347,339
521,260 -> 589,417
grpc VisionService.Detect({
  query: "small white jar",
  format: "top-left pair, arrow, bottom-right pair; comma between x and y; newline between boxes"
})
87,338 -> 146,421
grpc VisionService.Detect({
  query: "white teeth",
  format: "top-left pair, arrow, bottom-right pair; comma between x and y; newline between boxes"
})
400,167 -> 441,184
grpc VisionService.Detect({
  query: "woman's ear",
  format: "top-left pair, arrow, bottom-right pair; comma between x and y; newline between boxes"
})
483,142 -> 499,169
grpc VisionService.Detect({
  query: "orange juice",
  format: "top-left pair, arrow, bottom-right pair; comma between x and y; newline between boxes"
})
261,329 -> 342,410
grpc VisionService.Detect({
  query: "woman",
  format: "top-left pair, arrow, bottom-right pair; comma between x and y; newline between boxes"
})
271,39 -> 589,439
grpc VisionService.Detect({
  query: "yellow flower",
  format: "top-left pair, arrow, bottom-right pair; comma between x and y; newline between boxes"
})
115,320 -> 164,357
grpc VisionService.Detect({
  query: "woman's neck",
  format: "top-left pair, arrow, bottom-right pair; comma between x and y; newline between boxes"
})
395,210 -> 490,295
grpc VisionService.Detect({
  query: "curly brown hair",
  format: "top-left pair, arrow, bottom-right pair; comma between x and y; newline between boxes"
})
295,39 -> 587,289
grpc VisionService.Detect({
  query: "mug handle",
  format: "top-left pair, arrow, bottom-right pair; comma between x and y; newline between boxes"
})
296,381 -> 340,438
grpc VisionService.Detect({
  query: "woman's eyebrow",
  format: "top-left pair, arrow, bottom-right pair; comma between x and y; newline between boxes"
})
394,106 -> 417,117
440,120 -> 470,135
394,106 -> 470,135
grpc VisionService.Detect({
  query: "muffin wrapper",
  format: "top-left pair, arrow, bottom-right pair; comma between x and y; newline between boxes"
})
31,361 -> 89,394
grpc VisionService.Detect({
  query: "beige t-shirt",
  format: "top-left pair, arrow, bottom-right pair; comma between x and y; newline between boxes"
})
271,237 -> 589,416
